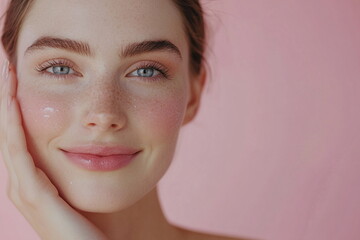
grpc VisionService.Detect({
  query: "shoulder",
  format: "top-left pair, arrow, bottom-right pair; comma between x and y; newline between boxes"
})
179,228 -> 258,240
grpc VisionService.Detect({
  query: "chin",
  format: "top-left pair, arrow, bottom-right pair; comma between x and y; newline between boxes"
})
57,175 -> 157,214
62,189 -> 140,213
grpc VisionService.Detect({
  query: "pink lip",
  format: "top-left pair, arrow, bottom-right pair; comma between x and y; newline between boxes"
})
60,145 -> 141,171
61,145 -> 139,156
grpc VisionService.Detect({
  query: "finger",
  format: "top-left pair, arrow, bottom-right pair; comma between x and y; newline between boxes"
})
0,60 -> 10,135
0,60 -> 9,99
1,60 -> 10,144
0,61 -> 18,187
0,61 -> 7,132
6,68 -> 37,183
1,59 -> 9,85
1,60 -> 8,152
0,60 -> 11,166
0,60 -> 9,117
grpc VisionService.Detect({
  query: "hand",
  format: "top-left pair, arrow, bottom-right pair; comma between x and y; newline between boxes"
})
0,61 -> 109,240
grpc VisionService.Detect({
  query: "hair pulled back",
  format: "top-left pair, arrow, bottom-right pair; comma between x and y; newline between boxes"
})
1,0 -> 206,75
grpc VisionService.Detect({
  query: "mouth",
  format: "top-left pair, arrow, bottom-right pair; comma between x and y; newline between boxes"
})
60,144 -> 141,171
61,144 -> 140,156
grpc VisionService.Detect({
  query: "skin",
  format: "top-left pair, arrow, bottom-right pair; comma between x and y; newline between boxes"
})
16,0 -> 191,215
0,0 -> 252,239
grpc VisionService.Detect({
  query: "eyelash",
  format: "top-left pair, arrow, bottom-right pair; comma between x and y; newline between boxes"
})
34,59 -> 170,81
134,62 -> 170,80
35,58 -> 79,80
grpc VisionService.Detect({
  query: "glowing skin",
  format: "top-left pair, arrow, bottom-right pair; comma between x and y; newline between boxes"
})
8,0 -> 211,238
15,0 -> 192,214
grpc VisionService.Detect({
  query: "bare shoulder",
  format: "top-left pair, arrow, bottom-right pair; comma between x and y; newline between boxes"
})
180,228 -> 258,240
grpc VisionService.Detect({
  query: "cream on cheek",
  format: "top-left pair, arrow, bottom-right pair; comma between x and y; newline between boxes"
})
17,90 -> 70,143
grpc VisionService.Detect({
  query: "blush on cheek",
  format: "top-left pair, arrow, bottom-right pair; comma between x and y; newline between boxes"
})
135,94 -> 187,137
18,95 -> 68,140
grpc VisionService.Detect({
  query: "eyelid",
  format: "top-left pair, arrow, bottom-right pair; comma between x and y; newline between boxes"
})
128,68 -> 161,77
125,61 -> 171,80
34,58 -> 82,78
35,58 -> 73,71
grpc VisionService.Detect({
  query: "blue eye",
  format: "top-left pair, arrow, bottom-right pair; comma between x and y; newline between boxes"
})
46,66 -> 74,75
35,59 -> 79,79
130,68 -> 161,78
126,62 -> 170,81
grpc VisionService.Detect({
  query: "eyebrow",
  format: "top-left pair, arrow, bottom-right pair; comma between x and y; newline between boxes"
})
25,36 -> 182,59
25,37 -> 92,56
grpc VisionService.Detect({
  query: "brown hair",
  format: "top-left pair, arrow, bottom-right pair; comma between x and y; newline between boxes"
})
1,0 -> 206,75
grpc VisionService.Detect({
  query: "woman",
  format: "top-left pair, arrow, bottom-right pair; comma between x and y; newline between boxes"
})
0,0 -> 250,239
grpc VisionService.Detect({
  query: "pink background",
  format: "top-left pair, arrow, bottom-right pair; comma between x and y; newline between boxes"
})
1,0 -> 360,239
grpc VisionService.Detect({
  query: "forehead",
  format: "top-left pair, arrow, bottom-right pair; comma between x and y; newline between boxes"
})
17,0 -> 187,58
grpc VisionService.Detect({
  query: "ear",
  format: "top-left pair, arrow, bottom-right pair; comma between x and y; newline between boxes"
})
182,67 -> 207,126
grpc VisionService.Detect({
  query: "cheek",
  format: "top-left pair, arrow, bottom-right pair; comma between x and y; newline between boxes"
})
17,91 -> 69,144
133,92 -> 187,139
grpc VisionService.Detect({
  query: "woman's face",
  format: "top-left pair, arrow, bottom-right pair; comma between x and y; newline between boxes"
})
15,0 -> 198,212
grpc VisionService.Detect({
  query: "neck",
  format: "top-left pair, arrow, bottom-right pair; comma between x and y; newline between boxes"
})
79,187 -> 185,240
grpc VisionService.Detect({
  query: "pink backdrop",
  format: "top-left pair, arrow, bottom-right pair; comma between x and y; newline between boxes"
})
1,0 -> 360,239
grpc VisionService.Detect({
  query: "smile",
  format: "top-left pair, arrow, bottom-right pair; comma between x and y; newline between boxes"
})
60,145 -> 141,171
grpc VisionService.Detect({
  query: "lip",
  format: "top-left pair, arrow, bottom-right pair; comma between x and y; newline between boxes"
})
60,144 -> 141,171
61,144 -> 140,156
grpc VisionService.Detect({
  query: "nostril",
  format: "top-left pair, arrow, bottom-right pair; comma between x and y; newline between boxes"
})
83,112 -> 127,131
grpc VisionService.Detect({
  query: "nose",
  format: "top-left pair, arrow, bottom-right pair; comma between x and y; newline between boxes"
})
83,112 -> 126,132
81,83 -> 127,133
